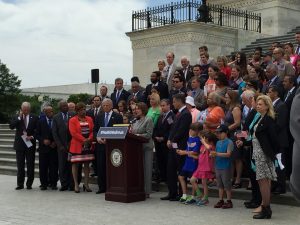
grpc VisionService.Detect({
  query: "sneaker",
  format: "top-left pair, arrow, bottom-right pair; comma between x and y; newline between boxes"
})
196,199 -> 209,206
214,200 -> 225,208
222,200 -> 233,209
179,196 -> 188,203
184,198 -> 197,205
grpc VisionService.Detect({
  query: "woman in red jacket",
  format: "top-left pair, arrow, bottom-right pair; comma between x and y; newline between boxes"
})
69,102 -> 94,193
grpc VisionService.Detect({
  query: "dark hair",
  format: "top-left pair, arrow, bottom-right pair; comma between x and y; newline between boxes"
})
284,74 -> 296,85
190,122 -> 203,132
231,65 -> 241,74
226,90 -> 241,110
100,85 -> 108,91
215,72 -> 228,86
255,47 -> 262,53
117,100 -> 128,112
115,78 -> 123,83
136,102 -> 148,116
199,130 -> 218,145
152,71 -> 161,78
161,98 -> 171,105
268,85 -> 281,96
93,95 -> 101,101
200,52 -> 209,59
173,74 -> 185,83
236,52 -> 247,66
172,93 -> 186,104
191,76 -> 201,83
131,76 -> 140,83
75,102 -> 86,112
208,65 -> 220,73
193,64 -> 201,70
199,46 -> 208,52
296,31 -> 300,35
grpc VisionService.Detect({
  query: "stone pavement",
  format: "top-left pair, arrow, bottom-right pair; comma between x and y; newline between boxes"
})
0,175 -> 299,225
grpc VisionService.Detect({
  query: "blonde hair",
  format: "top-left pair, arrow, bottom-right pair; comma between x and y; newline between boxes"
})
256,95 -> 275,119
150,93 -> 160,106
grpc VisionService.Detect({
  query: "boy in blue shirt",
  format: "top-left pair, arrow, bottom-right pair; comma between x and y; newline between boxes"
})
210,124 -> 234,209
176,122 -> 202,203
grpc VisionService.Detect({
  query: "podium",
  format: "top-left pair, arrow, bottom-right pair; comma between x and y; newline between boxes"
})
98,127 -> 148,203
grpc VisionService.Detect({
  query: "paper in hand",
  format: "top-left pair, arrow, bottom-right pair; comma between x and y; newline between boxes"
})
21,135 -> 33,148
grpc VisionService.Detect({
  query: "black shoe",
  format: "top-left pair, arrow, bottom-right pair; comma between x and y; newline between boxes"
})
59,186 -> 68,191
96,189 -> 105,194
160,195 -> 171,200
253,205 -> 272,219
40,186 -> 47,191
26,186 -> 32,190
51,186 -> 58,190
15,186 -> 24,190
245,202 -> 260,209
83,184 -> 92,192
69,186 -> 75,191
169,197 -> 179,201
272,188 -> 286,195
90,173 -> 97,177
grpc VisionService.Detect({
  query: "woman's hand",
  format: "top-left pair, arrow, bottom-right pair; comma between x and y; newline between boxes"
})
236,139 -> 244,148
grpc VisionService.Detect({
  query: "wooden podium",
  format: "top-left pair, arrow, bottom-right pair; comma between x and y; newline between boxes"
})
104,131 -> 148,203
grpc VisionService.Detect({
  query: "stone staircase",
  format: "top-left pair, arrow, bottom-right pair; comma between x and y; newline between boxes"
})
240,26 -> 300,56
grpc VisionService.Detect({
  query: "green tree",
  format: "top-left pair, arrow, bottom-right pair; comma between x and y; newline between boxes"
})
0,61 -> 22,123
67,93 -> 92,104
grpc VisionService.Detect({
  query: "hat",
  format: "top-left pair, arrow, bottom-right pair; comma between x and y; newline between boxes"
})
215,124 -> 229,133
185,96 -> 195,107
262,51 -> 272,57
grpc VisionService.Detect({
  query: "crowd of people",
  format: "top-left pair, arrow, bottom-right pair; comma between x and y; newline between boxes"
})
9,31 -> 300,220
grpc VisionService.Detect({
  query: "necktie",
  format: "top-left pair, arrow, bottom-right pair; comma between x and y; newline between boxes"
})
104,112 -> 109,127
23,115 -> 27,130
94,108 -> 98,117
296,45 -> 300,55
192,90 -> 196,97
63,113 -> 68,124
162,113 -> 167,123
48,119 -> 52,128
116,91 -> 121,102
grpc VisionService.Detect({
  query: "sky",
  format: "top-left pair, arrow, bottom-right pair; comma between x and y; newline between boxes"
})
0,0 -> 153,88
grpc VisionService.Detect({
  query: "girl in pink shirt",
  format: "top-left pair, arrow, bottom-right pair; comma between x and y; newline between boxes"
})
189,131 -> 218,206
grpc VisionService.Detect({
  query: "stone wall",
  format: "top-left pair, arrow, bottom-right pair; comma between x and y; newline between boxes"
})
209,0 -> 300,36
126,22 -> 264,87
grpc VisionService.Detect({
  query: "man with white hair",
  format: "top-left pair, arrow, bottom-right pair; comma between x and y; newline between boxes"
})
180,56 -> 194,86
93,98 -> 123,194
9,102 -> 39,190
163,52 -> 177,91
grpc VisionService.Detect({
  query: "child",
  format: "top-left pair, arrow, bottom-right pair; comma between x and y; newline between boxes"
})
210,124 -> 234,209
176,122 -> 202,203
188,131 -> 218,205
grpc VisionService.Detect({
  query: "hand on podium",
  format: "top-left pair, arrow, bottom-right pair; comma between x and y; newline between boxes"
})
97,137 -> 106,144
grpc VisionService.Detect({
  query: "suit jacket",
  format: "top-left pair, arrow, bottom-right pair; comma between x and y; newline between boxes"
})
250,115 -> 279,160
144,81 -> 169,104
169,87 -> 187,102
193,88 -> 207,111
290,87 -> 300,201
181,65 -> 194,89
131,116 -> 154,150
262,75 -> 283,95
163,64 -> 177,91
9,114 -> 38,151
169,107 -> 192,149
93,111 -> 123,139
284,86 -> 297,113
153,111 -> 175,142
273,99 -> 289,149
52,111 -> 75,150
86,107 -> 102,122
110,89 -> 130,108
69,115 -> 94,154
127,91 -> 145,103
36,117 -> 56,153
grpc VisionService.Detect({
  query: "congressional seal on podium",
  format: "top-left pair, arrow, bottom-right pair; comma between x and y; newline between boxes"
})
111,149 -> 122,167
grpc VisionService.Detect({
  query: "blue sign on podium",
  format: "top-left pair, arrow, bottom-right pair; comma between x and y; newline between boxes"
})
97,127 -> 128,139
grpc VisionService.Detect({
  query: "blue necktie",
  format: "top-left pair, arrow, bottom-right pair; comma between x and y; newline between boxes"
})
48,119 -> 52,128
104,112 -> 109,127
116,91 -> 121,102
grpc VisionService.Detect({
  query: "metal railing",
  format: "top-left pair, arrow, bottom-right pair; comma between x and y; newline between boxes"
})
132,0 -> 261,33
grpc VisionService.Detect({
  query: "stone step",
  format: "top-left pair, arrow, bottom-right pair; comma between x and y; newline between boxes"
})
0,165 -> 39,177
0,124 -> 9,129
0,144 -> 14,151
0,129 -> 15,135
0,158 -> 39,169
0,134 -> 15,139
0,139 -> 15,145
0,150 -> 16,159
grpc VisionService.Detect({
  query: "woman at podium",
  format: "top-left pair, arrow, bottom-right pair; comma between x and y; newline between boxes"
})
130,102 -> 154,198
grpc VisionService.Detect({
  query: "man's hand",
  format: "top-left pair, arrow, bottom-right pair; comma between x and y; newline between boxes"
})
236,140 -> 244,148
167,140 -> 172,149
25,136 -> 34,141
43,139 -> 51,146
97,137 -> 106,144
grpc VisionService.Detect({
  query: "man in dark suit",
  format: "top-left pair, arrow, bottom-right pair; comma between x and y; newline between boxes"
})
127,80 -> 145,103
100,85 -> 109,100
267,86 -> 289,194
187,76 -> 207,111
9,102 -> 39,190
36,106 -> 58,190
153,99 -> 174,183
180,56 -> 194,89
169,74 -> 187,108
52,100 -> 75,191
282,75 -> 297,177
144,71 -> 169,105
86,95 -> 102,122
93,98 -> 123,194
262,64 -> 283,95
110,78 -> 130,108
161,94 -> 192,201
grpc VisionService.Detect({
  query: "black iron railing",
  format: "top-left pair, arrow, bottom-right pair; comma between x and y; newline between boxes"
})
132,0 -> 261,33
